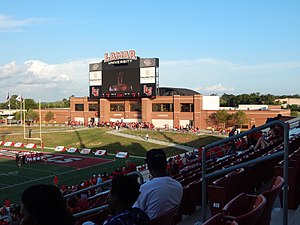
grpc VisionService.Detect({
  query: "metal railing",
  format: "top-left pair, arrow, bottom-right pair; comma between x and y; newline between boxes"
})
201,120 -> 289,225
65,171 -> 144,219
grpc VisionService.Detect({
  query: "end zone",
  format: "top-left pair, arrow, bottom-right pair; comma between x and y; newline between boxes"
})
44,153 -> 113,168
0,148 -> 113,169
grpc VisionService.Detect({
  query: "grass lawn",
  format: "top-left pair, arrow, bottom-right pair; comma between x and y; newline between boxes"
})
121,129 -> 224,148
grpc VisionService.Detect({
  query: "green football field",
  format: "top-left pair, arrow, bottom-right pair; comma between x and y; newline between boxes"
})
0,126 -> 223,204
0,152 -> 145,205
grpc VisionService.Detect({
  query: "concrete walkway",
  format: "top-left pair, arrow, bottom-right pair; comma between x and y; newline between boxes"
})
107,130 -> 196,152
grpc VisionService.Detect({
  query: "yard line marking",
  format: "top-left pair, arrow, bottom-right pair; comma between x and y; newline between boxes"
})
0,183 -> 10,187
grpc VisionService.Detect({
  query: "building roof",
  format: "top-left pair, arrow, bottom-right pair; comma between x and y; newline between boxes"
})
158,87 -> 200,96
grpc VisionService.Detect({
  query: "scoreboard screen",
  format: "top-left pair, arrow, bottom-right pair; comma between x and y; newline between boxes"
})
89,51 -> 158,99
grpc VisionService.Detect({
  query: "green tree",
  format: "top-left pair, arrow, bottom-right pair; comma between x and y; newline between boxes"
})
208,113 -> 218,127
232,111 -> 248,127
26,109 -> 39,122
44,111 -> 54,122
24,99 -> 38,110
41,97 -> 70,109
13,111 -> 21,120
215,110 -> 230,128
291,111 -> 299,117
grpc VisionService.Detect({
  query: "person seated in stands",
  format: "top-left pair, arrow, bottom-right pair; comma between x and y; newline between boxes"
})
166,157 -> 174,173
66,196 -> 81,214
20,184 -> 74,225
228,126 -> 237,137
112,167 -> 123,178
254,125 -> 283,150
76,193 -> 89,211
103,175 -> 150,225
247,125 -> 262,147
10,205 -> 22,225
133,148 -> 183,220
168,163 -> 180,177
125,160 -> 137,173
228,126 -> 238,155
266,113 -> 282,123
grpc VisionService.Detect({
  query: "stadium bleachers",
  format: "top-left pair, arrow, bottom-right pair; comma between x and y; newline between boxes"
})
68,119 -> 300,225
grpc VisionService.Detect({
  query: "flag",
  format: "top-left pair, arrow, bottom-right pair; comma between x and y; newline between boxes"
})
16,94 -> 23,102
6,92 -> 10,102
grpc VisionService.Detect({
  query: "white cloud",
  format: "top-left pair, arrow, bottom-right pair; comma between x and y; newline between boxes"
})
0,13 -> 50,32
0,58 -> 98,101
1,57 -> 300,101
0,61 -> 21,78
24,60 -> 71,81
195,84 -> 234,93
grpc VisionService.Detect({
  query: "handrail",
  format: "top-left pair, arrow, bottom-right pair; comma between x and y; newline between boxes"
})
201,120 -> 289,225
73,204 -> 108,219
64,171 -> 144,199
64,171 -> 144,220
64,180 -> 111,199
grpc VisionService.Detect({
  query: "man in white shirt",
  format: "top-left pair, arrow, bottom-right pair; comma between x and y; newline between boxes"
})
133,148 -> 183,220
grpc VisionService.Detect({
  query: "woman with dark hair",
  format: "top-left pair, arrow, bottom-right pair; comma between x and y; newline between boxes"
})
20,184 -> 74,225
103,175 -> 149,225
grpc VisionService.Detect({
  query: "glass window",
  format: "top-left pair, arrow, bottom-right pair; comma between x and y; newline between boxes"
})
180,103 -> 194,112
75,104 -> 84,111
110,103 -> 125,111
152,104 -> 161,112
89,104 -> 98,111
130,103 -> 141,112
152,103 -> 173,112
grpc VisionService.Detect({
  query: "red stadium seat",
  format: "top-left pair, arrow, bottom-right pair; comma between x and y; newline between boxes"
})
222,193 -> 266,225
149,205 -> 179,225
208,168 -> 244,215
202,213 -> 238,225
75,208 -> 109,225
274,155 -> 300,209
180,181 -> 199,216
255,176 -> 284,225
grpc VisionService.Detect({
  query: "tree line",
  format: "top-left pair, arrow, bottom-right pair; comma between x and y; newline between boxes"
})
2,93 -> 299,110
0,94 -> 71,110
220,93 -> 300,107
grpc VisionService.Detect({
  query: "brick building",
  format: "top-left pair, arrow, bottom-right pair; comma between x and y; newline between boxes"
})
38,87 -> 290,129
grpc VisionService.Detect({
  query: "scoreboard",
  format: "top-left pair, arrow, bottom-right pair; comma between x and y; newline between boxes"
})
89,50 -> 159,99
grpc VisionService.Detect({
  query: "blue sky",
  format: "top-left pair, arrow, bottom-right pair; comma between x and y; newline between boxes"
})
1,0 -> 300,101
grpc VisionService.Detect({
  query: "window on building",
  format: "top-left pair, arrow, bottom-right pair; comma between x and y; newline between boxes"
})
89,104 -> 98,111
130,103 -> 141,112
75,104 -> 84,111
152,103 -> 173,112
110,103 -> 125,111
181,103 -> 194,112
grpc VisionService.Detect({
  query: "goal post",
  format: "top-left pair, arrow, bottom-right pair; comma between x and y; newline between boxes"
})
22,99 -> 43,150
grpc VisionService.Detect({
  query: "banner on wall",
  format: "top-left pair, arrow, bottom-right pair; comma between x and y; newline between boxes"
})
67,147 -> 78,153
80,148 -> 91,154
26,143 -> 37,149
94,150 -> 107,156
55,146 -> 66,152
4,142 -> 14,147
115,151 -> 129,158
14,142 -> 24,148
